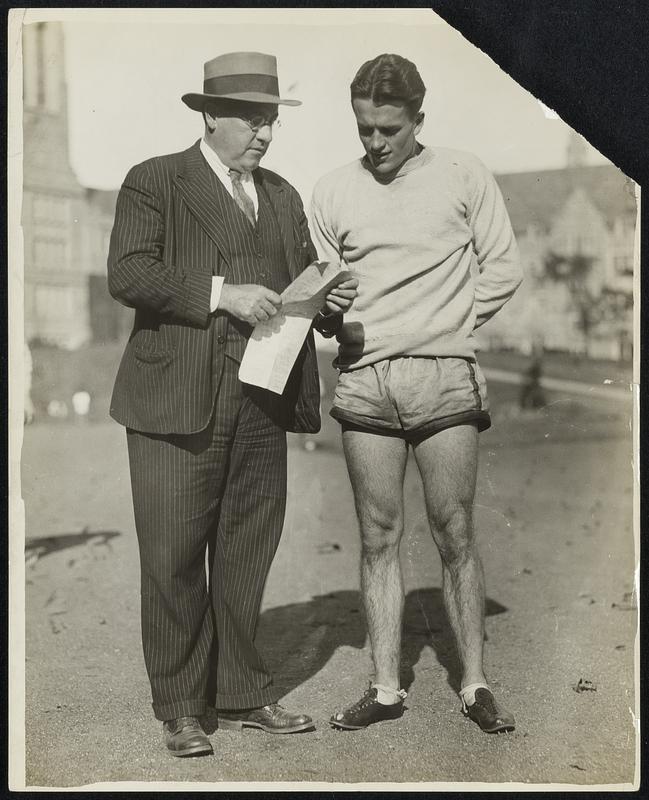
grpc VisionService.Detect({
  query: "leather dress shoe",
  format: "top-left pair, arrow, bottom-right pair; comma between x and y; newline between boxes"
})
163,716 -> 213,757
217,703 -> 314,734
463,688 -> 515,733
330,685 -> 406,730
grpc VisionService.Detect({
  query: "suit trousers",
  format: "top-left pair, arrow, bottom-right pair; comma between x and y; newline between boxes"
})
126,356 -> 287,721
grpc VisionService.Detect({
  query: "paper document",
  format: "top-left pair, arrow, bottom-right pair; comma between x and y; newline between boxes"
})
239,261 -> 351,394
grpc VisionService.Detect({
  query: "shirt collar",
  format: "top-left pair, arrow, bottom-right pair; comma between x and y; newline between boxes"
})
200,139 -> 253,183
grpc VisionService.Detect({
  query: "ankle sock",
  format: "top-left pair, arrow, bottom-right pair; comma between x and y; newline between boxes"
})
372,683 -> 407,705
459,682 -> 490,711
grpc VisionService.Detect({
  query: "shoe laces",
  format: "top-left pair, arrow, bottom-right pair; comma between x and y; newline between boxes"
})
475,690 -> 498,715
348,686 -> 378,713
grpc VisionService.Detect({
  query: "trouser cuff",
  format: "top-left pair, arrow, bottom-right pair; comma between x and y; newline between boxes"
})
213,685 -> 279,711
153,698 -> 208,722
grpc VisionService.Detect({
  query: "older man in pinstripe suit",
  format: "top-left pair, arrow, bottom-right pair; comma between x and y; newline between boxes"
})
108,52 -> 357,757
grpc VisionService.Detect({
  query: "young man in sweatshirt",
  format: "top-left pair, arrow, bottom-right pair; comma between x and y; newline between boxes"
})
311,53 -> 522,733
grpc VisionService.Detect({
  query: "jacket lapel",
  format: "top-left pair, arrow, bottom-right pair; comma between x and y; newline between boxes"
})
173,141 -> 234,271
174,144 -> 300,280
256,169 -> 298,279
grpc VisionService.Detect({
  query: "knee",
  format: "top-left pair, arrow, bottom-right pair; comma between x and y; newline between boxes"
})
358,509 -> 402,558
140,542 -> 205,589
430,503 -> 474,566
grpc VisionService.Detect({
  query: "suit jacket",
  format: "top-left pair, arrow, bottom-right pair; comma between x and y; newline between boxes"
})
108,140 -> 321,435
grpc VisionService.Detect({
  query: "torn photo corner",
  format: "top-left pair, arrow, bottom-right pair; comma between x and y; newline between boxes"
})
238,260 -> 352,394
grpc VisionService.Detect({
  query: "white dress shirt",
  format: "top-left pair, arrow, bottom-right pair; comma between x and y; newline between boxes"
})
199,139 -> 260,312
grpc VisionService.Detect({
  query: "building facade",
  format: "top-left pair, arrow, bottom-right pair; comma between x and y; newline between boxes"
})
22,21 -> 122,349
483,147 -> 636,361
23,24 -> 635,360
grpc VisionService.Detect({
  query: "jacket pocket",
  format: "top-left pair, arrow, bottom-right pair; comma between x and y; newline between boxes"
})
134,347 -> 174,366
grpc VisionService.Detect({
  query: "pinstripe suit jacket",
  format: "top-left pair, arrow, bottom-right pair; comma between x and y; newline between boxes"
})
108,140 -> 321,435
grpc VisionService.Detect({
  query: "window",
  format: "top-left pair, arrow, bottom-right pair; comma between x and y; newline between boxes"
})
33,194 -> 69,224
34,285 -> 77,319
33,238 -> 68,269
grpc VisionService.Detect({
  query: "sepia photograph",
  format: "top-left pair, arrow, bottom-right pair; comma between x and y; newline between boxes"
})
8,7 -> 639,791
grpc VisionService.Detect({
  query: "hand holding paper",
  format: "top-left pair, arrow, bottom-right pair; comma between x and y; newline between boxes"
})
218,283 -> 282,325
279,261 -> 353,318
238,261 -> 354,394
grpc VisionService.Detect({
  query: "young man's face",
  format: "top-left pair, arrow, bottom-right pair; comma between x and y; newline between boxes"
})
352,98 -> 423,176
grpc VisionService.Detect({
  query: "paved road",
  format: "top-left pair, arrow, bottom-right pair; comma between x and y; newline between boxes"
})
482,367 -> 633,403
18,381 -> 637,789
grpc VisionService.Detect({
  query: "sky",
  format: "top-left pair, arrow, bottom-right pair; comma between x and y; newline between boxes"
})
22,8 -> 607,204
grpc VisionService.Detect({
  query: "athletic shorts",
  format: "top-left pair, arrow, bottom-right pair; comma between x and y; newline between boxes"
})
330,356 -> 491,445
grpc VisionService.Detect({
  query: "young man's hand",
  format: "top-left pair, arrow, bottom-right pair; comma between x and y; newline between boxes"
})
323,277 -> 359,316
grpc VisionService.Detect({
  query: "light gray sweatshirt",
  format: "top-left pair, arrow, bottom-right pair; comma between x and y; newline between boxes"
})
311,145 -> 522,370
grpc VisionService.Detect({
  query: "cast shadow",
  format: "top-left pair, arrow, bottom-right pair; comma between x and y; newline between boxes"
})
25,529 -> 121,559
256,587 -> 507,698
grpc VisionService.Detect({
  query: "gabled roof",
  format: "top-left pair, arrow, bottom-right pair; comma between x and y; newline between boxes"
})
495,164 -> 636,235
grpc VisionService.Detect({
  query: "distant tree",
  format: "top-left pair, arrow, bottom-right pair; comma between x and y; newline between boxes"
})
598,287 -> 634,361
544,250 -> 600,357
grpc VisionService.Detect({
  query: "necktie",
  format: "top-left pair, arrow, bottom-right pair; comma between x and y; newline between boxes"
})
229,170 -> 256,227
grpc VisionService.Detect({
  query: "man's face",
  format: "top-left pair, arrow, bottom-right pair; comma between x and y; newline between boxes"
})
352,98 -> 423,177
205,102 -> 279,172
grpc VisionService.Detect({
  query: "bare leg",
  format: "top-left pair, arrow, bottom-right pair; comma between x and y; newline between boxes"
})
342,431 -> 409,689
412,424 -> 486,689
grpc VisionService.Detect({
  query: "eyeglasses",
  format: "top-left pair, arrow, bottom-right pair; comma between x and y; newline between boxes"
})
237,113 -> 281,133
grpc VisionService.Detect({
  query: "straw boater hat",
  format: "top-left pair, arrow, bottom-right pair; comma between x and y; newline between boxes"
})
182,51 -> 301,110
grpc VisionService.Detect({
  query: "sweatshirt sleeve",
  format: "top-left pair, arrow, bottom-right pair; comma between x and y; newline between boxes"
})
464,157 -> 523,329
309,178 -> 345,338
107,162 -> 212,327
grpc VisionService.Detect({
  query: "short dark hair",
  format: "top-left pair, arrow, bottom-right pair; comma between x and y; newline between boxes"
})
350,53 -> 426,117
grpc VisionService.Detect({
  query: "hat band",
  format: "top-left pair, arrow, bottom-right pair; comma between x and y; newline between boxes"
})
203,73 -> 280,98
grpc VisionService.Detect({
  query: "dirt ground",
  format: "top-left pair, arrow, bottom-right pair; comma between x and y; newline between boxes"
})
18,379 -> 637,789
